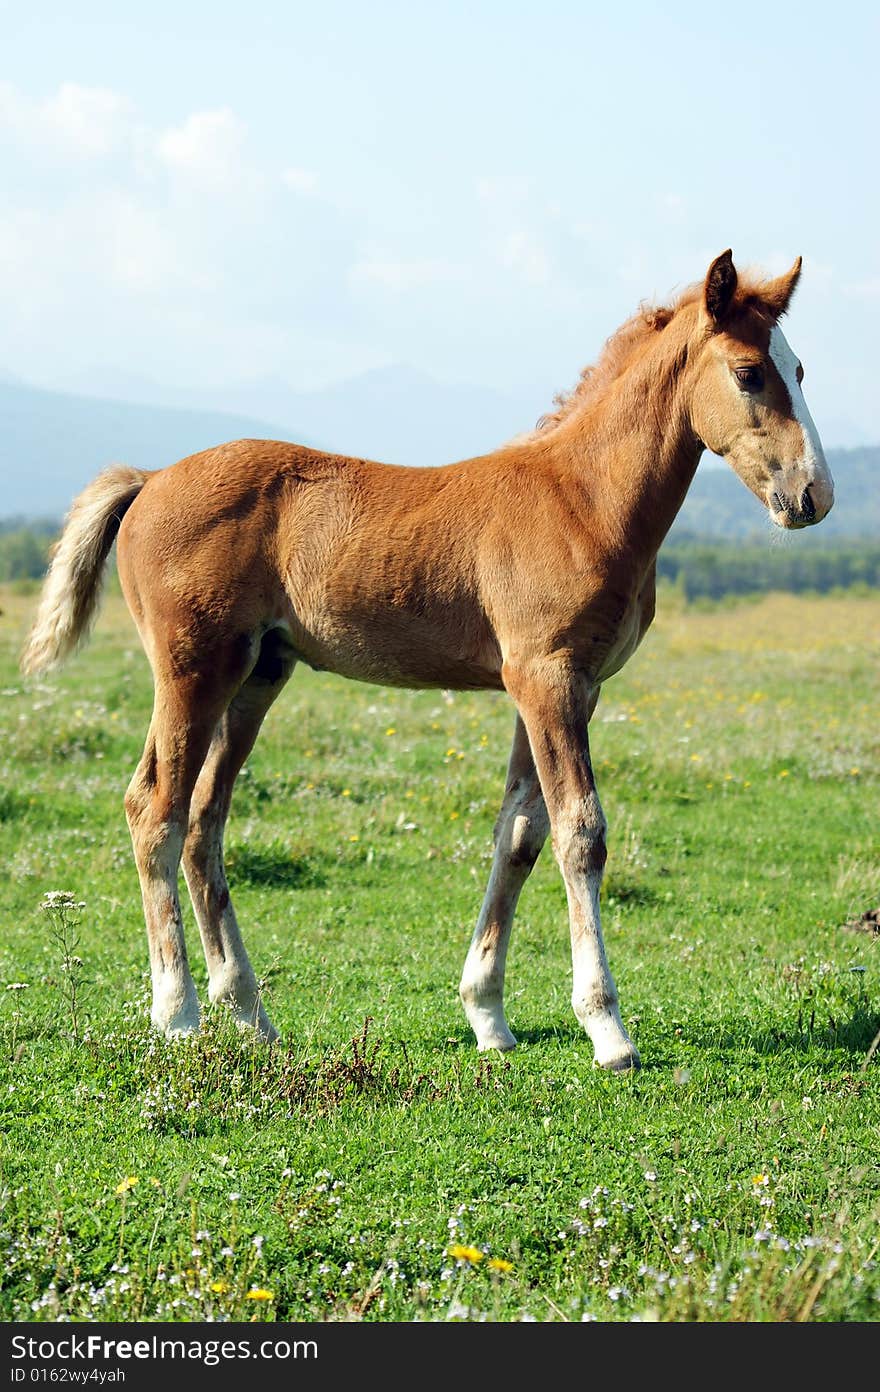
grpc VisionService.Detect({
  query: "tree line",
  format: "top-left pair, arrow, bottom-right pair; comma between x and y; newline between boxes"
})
656,537 -> 880,601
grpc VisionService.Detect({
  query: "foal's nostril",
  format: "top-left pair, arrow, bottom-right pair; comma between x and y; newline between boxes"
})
800,487 -> 816,522
771,491 -> 784,514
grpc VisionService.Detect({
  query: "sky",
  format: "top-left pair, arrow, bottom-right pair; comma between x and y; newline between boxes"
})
1,0 -> 878,446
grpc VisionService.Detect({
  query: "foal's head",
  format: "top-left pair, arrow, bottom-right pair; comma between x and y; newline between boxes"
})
688,250 -> 833,528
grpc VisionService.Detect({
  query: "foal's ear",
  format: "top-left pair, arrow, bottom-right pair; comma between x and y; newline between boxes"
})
702,249 -> 738,326
757,256 -> 803,318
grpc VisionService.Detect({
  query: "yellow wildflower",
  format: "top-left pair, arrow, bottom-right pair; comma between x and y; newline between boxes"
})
448,1244 -> 484,1264
115,1176 -> 138,1195
245,1288 -> 274,1301
487,1258 -> 513,1273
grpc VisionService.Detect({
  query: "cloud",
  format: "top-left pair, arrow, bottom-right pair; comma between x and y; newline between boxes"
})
473,176 -> 553,286
475,175 -> 531,206
0,189 -> 191,302
0,80 -> 131,159
349,257 -> 465,290
282,167 -> 319,195
43,83 -> 131,158
156,108 -> 246,189
499,231 -> 551,285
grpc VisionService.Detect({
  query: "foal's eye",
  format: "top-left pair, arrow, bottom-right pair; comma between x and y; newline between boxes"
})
734,365 -> 764,391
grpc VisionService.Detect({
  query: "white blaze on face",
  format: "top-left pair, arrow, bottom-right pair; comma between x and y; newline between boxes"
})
768,324 -> 828,477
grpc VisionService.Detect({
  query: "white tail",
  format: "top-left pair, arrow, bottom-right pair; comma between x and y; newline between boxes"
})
20,464 -> 148,677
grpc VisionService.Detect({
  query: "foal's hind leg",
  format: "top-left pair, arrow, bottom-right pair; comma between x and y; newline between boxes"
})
459,715 -> 549,1050
125,673 -> 229,1036
182,637 -> 296,1042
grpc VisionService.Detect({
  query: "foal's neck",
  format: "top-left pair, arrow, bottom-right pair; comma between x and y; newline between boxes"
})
558,317 -> 703,560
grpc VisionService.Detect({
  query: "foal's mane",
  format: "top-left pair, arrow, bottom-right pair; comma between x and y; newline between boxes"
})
533,272 -> 782,436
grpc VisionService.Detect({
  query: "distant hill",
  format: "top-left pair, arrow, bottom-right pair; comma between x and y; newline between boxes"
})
0,381 -> 313,520
0,367 -> 548,519
37,363 -> 545,471
282,365 -> 542,466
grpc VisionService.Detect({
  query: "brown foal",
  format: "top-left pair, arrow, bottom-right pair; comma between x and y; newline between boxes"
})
21,250 -> 833,1069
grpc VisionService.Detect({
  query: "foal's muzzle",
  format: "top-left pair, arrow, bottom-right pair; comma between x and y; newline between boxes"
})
769,479 -> 831,529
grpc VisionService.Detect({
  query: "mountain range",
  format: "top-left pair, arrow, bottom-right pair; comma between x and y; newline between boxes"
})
0,368 -> 876,540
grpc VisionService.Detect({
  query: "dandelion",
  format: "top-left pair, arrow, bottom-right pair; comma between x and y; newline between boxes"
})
245,1289 -> 274,1301
385,727 -> 396,736
342,788 -> 351,797
210,1280 -> 229,1293
487,1258 -> 513,1273
448,1244 -> 484,1264
778,769 -> 789,778
115,1176 -> 138,1195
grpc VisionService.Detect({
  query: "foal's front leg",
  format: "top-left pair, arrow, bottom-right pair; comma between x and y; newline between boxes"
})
503,656 -> 640,1071
459,715 -> 549,1050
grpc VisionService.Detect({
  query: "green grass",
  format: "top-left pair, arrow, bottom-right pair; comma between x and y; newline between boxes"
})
0,584 -> 878,1323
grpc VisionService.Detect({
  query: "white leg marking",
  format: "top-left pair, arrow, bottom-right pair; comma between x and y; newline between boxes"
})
460,794 -> 547,1051
459,858 -> 521,1052
556,801 -> 640,1072
143,828 -> 201,1037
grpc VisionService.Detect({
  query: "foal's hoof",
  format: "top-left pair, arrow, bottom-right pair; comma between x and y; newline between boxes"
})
228,1001 -> 279,1045
157,1023 -> 202,1040
595,1049 -> 641,1074
251,1016 -> 280,1046
152,990 -> 201,1038
476,1028 -> 517,1053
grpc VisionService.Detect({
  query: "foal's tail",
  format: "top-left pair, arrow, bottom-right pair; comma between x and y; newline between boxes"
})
20,464 -> 148,677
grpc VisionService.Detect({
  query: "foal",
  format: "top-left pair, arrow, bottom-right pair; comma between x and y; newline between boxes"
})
22,251 -> 833,1070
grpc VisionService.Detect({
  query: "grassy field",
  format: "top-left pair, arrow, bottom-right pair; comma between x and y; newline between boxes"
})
0,580 -> 878,1323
